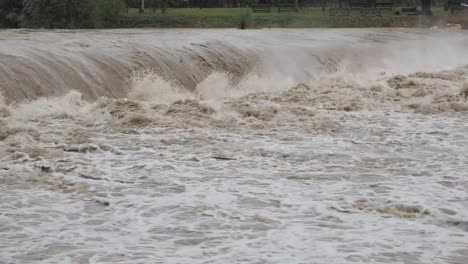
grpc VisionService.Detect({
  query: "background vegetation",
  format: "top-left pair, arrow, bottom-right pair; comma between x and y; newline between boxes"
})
0,0 -> 126,28
0,0 -> 465,29
0,0 -> 23,27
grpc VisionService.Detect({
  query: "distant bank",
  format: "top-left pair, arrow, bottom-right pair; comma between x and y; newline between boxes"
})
1,6 -> 467,29
120,11 -> 465,29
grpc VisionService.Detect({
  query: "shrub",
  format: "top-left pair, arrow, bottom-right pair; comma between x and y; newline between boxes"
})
0,0 -> 23,27
20,0 -> 125,28
21,0 -> 95,28
95,0 -> 126,27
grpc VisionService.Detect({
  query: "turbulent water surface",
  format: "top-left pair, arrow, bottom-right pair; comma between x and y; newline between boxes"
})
1,29 -> 468,264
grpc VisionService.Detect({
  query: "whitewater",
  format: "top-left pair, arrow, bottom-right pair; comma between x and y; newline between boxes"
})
1,28 -> 468,264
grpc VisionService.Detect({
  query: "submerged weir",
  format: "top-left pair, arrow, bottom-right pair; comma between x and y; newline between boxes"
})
1,28 -> 468,103
1,29 -> 468,264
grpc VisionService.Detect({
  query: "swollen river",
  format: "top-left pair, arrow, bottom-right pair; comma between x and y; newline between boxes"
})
1,29 -> 468,264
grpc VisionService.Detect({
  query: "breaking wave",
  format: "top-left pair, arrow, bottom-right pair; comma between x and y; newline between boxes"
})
1,28 -> 468,104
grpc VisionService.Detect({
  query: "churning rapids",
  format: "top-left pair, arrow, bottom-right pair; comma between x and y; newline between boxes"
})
1,28 -> 468,264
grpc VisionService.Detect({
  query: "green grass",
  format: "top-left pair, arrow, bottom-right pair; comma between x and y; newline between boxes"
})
126,7 -> 397,17
119,7 -> 466,29
125,7 -> 452,17
126,7 -> 250,16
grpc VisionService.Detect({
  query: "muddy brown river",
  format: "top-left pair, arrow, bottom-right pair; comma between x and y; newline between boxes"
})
1,28 -> 468,264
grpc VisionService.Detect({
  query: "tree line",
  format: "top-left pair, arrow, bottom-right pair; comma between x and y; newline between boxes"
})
1,0 -> 444,28
0,0 -> 126,28
125,0 -> 445,8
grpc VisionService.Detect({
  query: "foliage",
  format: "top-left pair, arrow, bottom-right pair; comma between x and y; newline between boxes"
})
95,0 -> 127,26
21,0 -> 95,28
0,0 -> 453,29
120,7 -> 449,28
0,0 -> 24,27
20,0 -> 125,28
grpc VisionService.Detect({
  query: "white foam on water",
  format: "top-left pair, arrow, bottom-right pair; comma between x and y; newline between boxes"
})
128,71 -> 193,104
8,91 -> 86,120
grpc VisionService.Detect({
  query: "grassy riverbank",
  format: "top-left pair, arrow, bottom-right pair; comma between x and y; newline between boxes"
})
120,7 -> 468,29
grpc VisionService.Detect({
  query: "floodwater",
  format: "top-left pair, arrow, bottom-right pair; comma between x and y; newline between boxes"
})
1,28 -> 468,264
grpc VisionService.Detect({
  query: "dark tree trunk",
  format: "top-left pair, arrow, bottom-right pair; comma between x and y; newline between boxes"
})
139,0 -> 145,13
161,0 -> 168,13
421,0 -> 432,15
